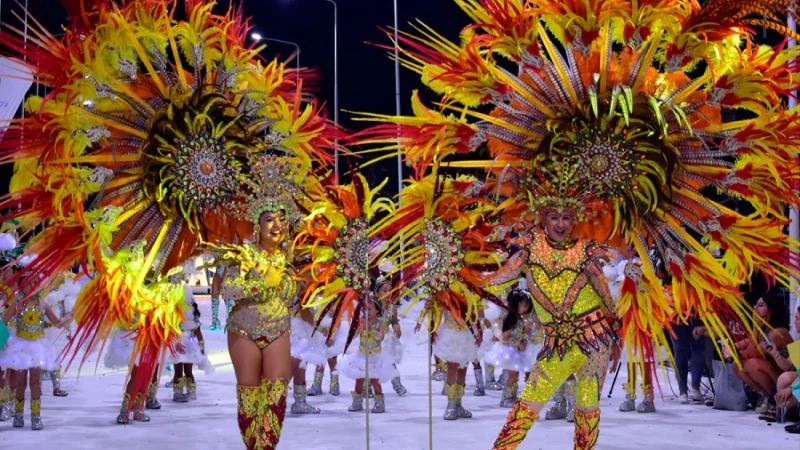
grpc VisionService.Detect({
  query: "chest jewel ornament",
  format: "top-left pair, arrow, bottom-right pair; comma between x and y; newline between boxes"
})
334,218 -> 370,291
421,218 -> 462,292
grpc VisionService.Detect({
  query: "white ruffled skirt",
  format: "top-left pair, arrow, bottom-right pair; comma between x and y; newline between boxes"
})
104,329 -> 137,370
166,332 -> 215,375
340,348 -> 398,383
381,332 -> 404,365
0,335 -> 59,371
322,317 -> 349,359
290,316 -> 327,368
433,326 -> 478,368
485,342 -> 541,373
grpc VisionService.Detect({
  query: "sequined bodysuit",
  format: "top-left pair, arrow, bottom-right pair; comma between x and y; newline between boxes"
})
358,320 -> 383,356
515,229 -> 618,406
15,297 -> 46,341
221,244 -> 296,350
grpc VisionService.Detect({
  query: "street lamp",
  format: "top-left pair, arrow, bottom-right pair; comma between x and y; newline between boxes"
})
251,32 -> 301,85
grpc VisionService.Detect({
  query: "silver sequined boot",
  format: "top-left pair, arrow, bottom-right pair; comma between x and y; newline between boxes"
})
0,385 -> 12,421
499,383 -> 518,408
12,398 -> 23,428
619,383 -> 636,412
132,394 -> 151,422
172,378 -> 189,403
308,367 -> 324,396
441,382 -> 447,395
444,384 -> 472,420
116,393 -> 131,424
491,370 -> 508,391
473,366 -> 486,396
146,380 -> 162,409
565,380 -> 577,422
51,368 -> 68,397
187,379 -> 197,401
545,384 -> 568,420
372,393 -> 386,413
485,364 -> 499,390
30,398 -> 43,430
365,380 -> 374,398
391,376 -> 408,396
290,385 -> 321,414
347,391 -> 364,412
432,361 -> 446,381
637,385 -> 656,413
329,370 -> 341,396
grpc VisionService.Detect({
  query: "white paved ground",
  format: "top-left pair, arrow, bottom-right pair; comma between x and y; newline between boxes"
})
4,296 -> 797,449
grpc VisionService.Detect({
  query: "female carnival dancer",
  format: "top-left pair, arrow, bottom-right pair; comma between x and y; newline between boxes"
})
353,1 -> 800,448
0,1 -> 335,447
0,257 -> 71,430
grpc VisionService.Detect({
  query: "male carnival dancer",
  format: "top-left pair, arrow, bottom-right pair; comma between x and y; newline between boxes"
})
490,188 -> 621,450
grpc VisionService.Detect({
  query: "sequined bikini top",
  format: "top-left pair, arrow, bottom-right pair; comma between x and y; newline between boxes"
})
219,243 -> 298,306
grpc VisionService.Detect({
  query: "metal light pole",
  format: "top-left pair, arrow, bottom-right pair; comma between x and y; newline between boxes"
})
321,0 -> 339,183
252,33 -> 301,84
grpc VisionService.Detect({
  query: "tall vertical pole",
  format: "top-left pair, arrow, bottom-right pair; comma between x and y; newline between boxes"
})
324,0 -> 339,183
789,15 -> 800,340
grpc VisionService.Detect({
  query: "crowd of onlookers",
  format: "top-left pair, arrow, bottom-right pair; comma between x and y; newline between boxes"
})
670,273 -> 800,434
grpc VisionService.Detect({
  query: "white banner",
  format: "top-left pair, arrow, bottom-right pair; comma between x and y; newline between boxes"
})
0,57 -> 33,124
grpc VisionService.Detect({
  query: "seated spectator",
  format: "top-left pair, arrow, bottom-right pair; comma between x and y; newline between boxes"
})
725,286 -> 791,421
774,307 -> 800,433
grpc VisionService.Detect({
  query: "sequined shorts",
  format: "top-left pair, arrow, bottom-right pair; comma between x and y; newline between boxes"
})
227,301 -> 291,350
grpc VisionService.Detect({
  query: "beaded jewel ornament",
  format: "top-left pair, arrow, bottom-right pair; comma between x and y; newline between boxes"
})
420,218 -> 463,292
334,218 -> 370,292
231,152 -> 304,230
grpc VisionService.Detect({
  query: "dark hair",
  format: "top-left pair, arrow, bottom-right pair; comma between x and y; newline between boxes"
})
760,286 -> 789,329
502,289 -> 533,333
364,293 -> 383,317
191,301 -> 201,321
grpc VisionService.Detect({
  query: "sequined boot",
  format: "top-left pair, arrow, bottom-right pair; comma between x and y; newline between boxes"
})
372,393 -> 386,413
116,393 -> 131,424
30,398 -> 43,430
51,368 -> 68,397
391,376 -> 408,396
432,361 -> 446,381
132,393 -> 151,422
12,397 -> 23,428
0,385 -> 11,421
574,408 -> 601,450
636,384 -> 656,413
500,383 -> 518,408
473,366 -> 486,396
492,401 -> 540,450
618,383 -> 636,412
146,380 -> 162,409
173,378 -> 189,403
307,367 -> 324,396
545,384 -> 567,420
444,384 -> 472,420
210,297 -> 221,331
236,384 -> 262,449
329,370 -> 341,396
485,364 -> 499,390
290,385 -> 320,414
565,380 -> 577,423
441,382 -> 447,395
347,391 -> 364,412
187,378 -> 198,401
493,370 -> 508,391
259,378 -> 289,449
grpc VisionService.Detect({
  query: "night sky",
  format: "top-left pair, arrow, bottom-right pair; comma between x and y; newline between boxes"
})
0,0 -> 472,195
